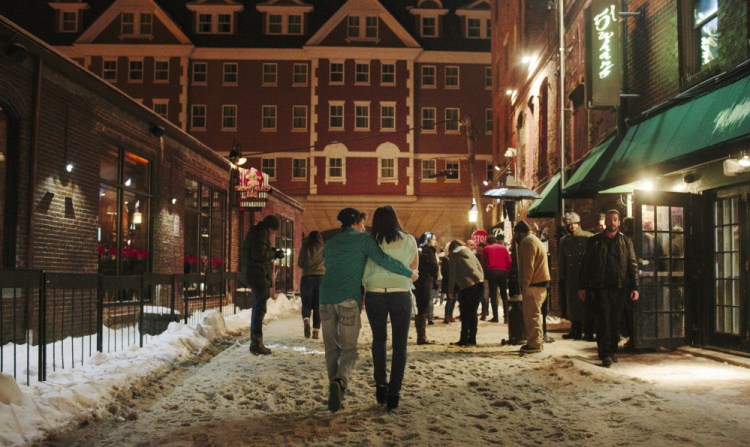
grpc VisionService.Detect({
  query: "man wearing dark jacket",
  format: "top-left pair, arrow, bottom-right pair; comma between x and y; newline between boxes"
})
578,209 -> 639,367
244,214 -> 283,355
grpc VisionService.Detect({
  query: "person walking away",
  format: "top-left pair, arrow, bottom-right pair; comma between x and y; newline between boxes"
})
482,235 -> 512,323
413,232 -> 439,345
363,206 -> 419,410
447,240 -> 484,346
513,220 -> 550,354
320,207 -> 419,412
578,209 -> 640,367
298,231 -> 325,339
558,212 -> 593,340
244,215 -> 284,355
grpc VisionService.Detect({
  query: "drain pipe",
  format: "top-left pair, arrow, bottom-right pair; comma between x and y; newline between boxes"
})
27,56 -> 43,269
558,0 -> 567,214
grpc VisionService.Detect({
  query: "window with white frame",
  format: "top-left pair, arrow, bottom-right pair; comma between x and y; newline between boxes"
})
380,158 -> 396,180
292,105 -> 308,130
355,102 -> 370,130
330,62 -> 344,84
421,16 -> 437,37
262,63 -> 278,85
191,104 -> 206,130
266,13 -> 304,35
485,108 -> 493,134
262,105 -> 277,130
460,13 -> 490,39
121,13 -> 135,35
380,102 -> 396,131
154,60 -> 169,83
445,66 -> 459,88
102,59 -> 117,81
422,159 -> 436,180
421,65 -> 436,87
292,158 -> 307,179
329,102 -> 344,130
328,157 -> 344,179
485,66 -> 492,88
61,11 -> 78,33
195,13 -> 234,34
467,18 -> 481,38
293,64 -> 308,85
261,158 -> 276,179
222,105 -> 237,130
445,108 -> 460,133
223,63 -> 238,85
121,12 -> 152,37
421,107 -> 436,132
192,62 -> 207,84
355,63 -> 370,84
128,59 -> 143,82
445,160 -> 459,180
381,63 -> 395,85
153,99 -> 168,120
288,15 -> 303,34
347,15 -> 378,40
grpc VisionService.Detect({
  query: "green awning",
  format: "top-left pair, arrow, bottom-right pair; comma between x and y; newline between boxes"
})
560,135 -> 617,197
527,173 -> 560,217
599,72 -> 750,188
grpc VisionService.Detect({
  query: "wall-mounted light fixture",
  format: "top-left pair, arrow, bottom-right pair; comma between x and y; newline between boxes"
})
504,147 -> 517,158
65,162 -> 74,173
227,140 -> 246,166
468,198 -> 478,223
132,200 -> 142,225
739,152 -> 750,167
149,123 -> 165,137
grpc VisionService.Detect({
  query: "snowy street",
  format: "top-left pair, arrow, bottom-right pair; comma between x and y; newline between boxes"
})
17,298 -> 750,447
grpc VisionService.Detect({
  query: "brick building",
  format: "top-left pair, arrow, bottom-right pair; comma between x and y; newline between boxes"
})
1,0 -> 495,248
492,0 -> 750,353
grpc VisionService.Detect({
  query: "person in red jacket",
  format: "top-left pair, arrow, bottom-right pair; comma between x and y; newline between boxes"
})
481,235 -> 513,323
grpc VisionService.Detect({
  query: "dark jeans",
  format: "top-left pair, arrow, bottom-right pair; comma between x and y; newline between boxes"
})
486,269 -> 509,320
591,287 -> 628,360
459,283 -> 483,340
250,285 -> 271,339
364,291 -> 412,396
300,275 -> 322,329
413,280 -> 432,316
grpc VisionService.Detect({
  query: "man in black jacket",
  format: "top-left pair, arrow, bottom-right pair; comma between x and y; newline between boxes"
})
578,210 -> 639,367
244,214 -> 283,355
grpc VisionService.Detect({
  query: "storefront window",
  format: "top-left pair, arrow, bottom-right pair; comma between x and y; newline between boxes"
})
713,197 -> 740,335
184,178 -> 225,275
98,147 -> 151,275
694,0 -> 718,66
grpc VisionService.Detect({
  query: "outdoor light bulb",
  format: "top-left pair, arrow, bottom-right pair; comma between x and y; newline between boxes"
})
65,162 -> 74,173
171,198 -> 177,205
505,89 -> 513,96
739,155 -> 750,167
237,156 -> 247,166
494,164 -> 501,171
641,180 -> 655,191
483,180 -> 489,186
522,55 -> 532,64
468,199 -> 478,223
125,178 -> 132,186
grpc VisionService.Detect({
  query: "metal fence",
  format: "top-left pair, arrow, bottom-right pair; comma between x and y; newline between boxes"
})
0,270 -> 247,385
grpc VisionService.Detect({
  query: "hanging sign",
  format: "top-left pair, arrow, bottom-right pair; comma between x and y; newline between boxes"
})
586,0 -> 622,108
236,167 -> 271,210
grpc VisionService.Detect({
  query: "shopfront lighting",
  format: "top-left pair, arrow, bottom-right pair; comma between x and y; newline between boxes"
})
468,198 -> 478,223
739,153 -> 750,167
132,200 -> 142,225
65,162 -> 74,173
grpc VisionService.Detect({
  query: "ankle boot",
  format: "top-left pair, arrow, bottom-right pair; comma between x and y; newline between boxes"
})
416,314 -> 434,345
312,328 -> 320,339
376,384 -> 388,405
250,335 -> 272,355
303,317 -> 311,338
386,394 -> 400,411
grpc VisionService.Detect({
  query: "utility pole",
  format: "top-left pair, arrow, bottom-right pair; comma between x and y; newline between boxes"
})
558,0 -> 567,215
464,116 -> 485,230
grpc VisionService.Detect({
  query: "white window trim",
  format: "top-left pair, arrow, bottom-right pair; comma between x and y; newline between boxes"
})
346,15 -> 380,43
223,63 -> 238,86
354,61 -> 370,86
152,99 -> 169,120
191,104 -> 207,131
261,105 -> 277,131
186,3 -> 241,35
262,63 -> 278,86
264,13 -> 305,35
154,59 -> 169,83
326,157 -> 346,183
445,108 -> 460,134
420,15 -> 438,38
329,101 -> 345,131
261,158 -> 276,180
354,101 -> 371,131
445,160 -> 461,182
455,8 -> 491,39
445,66 -> 460,89
127,58 -> 144,83
421,107 -> 436,133
293,63 -> 309,86
292,158 -> 308,180
330,61 -> 345,85
221,104 -> 238,131
292,105 -> 308,131
378,158 -> 397,184
421,159 -> 437,183
485,108 -> 493,135
380,101 -> 396,131
421,65 -> 436,88
102,58 -> 117,81
192,62 -> 207,85
380,62 -> 396,86
50,2 -> 88,33
120,12 -> 154,39
485,66 -> 492,90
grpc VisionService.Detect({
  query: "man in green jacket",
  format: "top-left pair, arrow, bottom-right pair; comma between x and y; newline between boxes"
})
320,207 -> 419,412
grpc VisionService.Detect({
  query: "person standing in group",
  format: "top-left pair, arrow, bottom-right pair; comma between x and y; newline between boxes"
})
320,207 -> 419,412
363,206 -> 419,411
481,235 -> 512,323
513,220 -> 550,354
447,240 -> 485,346
413,232 -> 439,345
244,214 -> 284,356
578,209 -> 640,368
298,231 -> 325,340
440,252 -> 457,323
558,212 -> 593,340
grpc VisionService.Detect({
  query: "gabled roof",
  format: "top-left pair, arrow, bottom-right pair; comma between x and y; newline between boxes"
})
77,0 -> 192,45
306,0 -> 420,48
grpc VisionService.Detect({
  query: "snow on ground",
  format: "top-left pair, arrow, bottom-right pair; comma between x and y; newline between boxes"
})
3,297 -> 750,447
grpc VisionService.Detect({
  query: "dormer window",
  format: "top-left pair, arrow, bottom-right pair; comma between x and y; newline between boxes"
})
409,1 -> 448,38
257,1 -> 313,36
187,1 -> 244,35
421,16 -> 437,37
121,12 -> 153,38
48,1 -> 90,34
347,15 -> 378,41
455,1 -> 491,39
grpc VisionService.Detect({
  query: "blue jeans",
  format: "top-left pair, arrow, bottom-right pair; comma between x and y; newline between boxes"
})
320,299 -> 362,387
250,285 -> 270,339
300,275 -> 322,329
364,291 -> 412,396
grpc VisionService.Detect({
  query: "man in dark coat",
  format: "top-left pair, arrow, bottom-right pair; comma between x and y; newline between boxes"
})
244,214 -> 282,355
578,209 -> 639,367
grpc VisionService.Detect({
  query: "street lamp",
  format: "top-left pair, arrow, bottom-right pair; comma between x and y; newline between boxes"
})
468,198 -> 478,223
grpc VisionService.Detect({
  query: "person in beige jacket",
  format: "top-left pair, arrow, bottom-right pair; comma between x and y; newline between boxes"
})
513,221 -> 550,353
447,240 -> 485,346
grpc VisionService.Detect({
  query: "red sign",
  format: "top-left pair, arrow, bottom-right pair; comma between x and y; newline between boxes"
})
236,167 -> 271,209
472,229 -> 487,245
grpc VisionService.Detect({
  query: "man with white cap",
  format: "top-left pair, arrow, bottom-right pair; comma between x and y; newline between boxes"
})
513,220 -> 550,354
558,212 -> 593,340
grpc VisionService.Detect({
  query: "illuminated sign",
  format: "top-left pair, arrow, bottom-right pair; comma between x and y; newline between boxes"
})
235,167 -> 271,209
586,0 -> 622,108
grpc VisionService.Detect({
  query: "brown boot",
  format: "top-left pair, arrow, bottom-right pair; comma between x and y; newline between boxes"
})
250,335 -> 272,355
416,314 -> 434,345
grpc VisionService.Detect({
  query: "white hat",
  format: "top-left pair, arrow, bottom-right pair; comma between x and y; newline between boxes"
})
563,212 -> 581,224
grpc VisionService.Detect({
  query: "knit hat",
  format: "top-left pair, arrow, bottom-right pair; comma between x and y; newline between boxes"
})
563,212 -> 581,224
337,207 -> 365,227
513,220 -> 531,233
